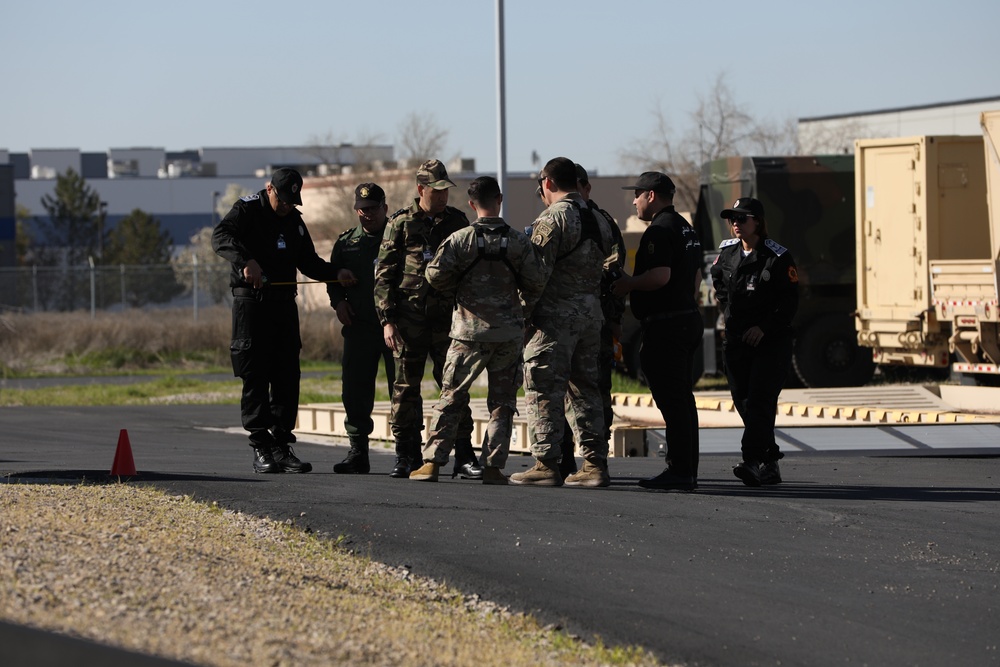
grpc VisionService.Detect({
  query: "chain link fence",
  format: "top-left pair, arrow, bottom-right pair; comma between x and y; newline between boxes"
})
0,262 -> 233,319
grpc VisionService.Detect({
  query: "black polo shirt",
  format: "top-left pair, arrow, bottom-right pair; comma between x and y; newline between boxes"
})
629,206 -> 702,321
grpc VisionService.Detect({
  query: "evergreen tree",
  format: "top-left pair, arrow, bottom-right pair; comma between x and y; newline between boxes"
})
35,168 -> 104,310
103,208 -> 183,306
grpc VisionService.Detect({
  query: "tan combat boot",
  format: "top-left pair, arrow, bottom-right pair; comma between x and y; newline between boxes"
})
564,459 -> 610,488
409,461 -> 440,482
482,466 -> 508,485
509,458 -> 562,487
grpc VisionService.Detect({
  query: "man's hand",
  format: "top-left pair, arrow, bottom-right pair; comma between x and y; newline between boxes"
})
383,322 -> 403,353
611,275 -> 633,298
338,268 -> 358,287
742,326 -> 765,347
335,300 -> 354,327
242,259 -> 263,289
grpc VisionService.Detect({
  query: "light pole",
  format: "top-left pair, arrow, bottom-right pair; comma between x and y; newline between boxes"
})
495,0 -> 507,216
97,200 -> 107,260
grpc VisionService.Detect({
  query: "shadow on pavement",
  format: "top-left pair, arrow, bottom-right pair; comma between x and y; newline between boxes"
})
0,620 -> 193,667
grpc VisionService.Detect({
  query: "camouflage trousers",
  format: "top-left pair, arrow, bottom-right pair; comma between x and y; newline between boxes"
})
423,337 -> 523,468
390,312 -> 474,446
523,317 -> 607,462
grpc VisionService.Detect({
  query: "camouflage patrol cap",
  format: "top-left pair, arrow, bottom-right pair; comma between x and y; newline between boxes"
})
721,197 -> 765,219
270,168 -> 303,206
415,159 -> 456,190
354,182 -> 385,208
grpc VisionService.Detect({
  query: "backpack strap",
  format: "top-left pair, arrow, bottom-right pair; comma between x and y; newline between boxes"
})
454,225 -> 520,305
557,200 -> 608,261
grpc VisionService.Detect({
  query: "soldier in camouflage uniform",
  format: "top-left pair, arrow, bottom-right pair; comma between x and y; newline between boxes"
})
409,176 -> 544,484
510,157 -> 614,488
555,164 -> 627,478
374,159 -> 483,480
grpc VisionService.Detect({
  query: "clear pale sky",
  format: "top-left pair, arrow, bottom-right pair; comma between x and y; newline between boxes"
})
3,0 -> 997,176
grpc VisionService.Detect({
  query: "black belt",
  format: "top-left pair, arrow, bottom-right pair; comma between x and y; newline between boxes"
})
232,287 -> 297,302
642,309 -> 698,325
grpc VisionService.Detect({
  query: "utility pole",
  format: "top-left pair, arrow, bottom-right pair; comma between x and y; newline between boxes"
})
495,0 -> 507,216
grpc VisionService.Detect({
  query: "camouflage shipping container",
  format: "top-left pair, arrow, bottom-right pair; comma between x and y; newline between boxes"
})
693,155 -> 874,387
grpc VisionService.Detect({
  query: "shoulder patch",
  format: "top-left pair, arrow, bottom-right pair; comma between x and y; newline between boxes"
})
389,207 -> 408,220
764,238 -> 787,256
719,238 -> 740,249
337,227 -> 354,238
239,194 -> 260,202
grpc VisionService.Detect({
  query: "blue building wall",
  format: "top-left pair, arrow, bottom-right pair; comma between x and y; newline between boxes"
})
0,164 -> 15,267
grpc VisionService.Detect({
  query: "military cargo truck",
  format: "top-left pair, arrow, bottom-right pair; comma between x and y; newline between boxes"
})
691,155 -> 874,388
856,114 -> 1000,383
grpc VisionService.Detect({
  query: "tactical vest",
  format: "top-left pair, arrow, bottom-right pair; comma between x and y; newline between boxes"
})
456,223 -> 518,280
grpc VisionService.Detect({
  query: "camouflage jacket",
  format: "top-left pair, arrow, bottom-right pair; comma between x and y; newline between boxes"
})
529,193 -> 612,322
374,198 -> 469,327
426,217 -> 545,342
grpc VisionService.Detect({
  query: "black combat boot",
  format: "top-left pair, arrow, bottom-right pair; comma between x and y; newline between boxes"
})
252,446 -> 280,474
558,427 -> 578,479
452,438 -> 483,480
272,444 -> 312,473
390,439 -> 416,478
334,439 -> 370,474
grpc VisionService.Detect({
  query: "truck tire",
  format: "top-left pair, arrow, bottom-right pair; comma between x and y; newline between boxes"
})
792,313 -> 875,388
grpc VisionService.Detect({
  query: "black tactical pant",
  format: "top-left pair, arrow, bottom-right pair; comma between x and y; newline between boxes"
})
723,328 -> 793,464
341,321 -> 395,442
230,294 -> 301,448
640,311 -> 703,477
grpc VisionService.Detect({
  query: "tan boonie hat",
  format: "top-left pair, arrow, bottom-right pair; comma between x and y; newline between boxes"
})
415,159 -> 456,190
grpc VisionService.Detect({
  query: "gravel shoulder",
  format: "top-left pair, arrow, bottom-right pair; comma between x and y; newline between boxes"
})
1,483 -> 667,667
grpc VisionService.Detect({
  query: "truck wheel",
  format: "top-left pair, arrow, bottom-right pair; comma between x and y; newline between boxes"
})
792,313 -> 875,388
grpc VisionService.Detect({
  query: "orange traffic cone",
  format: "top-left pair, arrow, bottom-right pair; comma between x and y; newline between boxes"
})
111,428 -> 137,476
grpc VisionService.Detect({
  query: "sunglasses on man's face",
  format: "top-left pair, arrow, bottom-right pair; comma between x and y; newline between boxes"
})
729,214 -> 754,225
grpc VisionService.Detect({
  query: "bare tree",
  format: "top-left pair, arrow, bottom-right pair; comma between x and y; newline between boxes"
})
620,73 -> 798,211
172,226 -> 232,305
797,117 -> 871,155
303,131 -> 348,173
397,112 -> 449,165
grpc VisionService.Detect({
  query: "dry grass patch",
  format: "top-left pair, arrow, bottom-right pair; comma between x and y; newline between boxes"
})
1,484 -> 666,667
0,308 -> 343,376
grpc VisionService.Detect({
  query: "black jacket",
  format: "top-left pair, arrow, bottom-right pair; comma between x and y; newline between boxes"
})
212,190 -> 337,293
710,237 -> 799,338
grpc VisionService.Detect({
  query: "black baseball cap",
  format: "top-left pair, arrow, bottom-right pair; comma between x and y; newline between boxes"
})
721,197 -> 765,219
575,163 -> 590,185
270,168 -> 303,206
621,171 -> 675,195
354,182 -> 385,208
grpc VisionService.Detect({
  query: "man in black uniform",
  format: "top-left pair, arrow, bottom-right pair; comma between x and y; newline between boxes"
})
328,183 -> 396,474
212,168 -> 354,474
613,172 -> 703,491
711,197 -> 799,486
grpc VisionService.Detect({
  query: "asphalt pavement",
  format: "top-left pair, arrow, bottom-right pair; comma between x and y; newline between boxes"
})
3,405 -> 999,667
